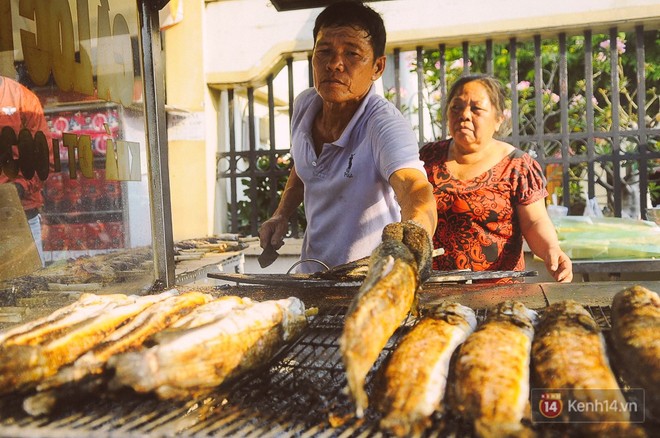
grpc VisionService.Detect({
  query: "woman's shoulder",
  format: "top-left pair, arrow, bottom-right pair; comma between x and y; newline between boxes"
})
419,138 -> 451,155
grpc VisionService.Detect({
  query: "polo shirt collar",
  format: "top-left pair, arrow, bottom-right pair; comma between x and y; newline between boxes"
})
330,84 -> 375,149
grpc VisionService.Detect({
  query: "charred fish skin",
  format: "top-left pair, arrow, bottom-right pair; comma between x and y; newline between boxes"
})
108,297 -> 307,400
0,291 -> 179,395
377,302 -> 477,437
452,300 -> 537,438
32,291 -> 212,392
340,238 -> 419,419
532,299 -> 645,436
0,293 -> 134,347
610,286 -> 660,420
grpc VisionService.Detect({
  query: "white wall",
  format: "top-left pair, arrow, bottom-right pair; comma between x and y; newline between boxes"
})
204,0 -> 660,86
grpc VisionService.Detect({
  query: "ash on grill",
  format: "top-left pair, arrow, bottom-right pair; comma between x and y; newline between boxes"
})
1,301 -> 657,438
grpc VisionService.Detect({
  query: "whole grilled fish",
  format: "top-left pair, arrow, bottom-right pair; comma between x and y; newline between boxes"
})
0,291 -> 178,394
610,286 -> 660,420
22,291 -> 212,416
339,238 -> 419,418
377,302 -> 477,437
452,300 -> 537,438
166,295 -> 250,329
108,297 -> 308,400
0,293 -> 134,346
532,299 -> 644,436
32,292 -> 211,390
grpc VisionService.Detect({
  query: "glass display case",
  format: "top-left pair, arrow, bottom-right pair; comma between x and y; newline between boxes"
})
0,0 -> 173,306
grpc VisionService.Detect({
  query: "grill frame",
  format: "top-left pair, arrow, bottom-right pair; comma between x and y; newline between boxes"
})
1,303 -> 653,438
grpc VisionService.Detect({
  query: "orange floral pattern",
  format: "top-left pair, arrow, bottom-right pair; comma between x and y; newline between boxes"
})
420,139 -> 547,279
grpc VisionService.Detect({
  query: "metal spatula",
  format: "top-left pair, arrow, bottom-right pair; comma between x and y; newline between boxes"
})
258,243 -> 280,268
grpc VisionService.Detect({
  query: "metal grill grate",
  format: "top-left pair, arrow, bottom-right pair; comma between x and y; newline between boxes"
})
0,304 -> 650,438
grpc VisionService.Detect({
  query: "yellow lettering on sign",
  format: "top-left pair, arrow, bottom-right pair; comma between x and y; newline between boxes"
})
19,0 -> 50,86
49,0 -> 75,92
116,140 -> 141,181
105,137 -> 119,180
77,135 -> 94,178
97,0 -> 134,107
75,0 -> 94,97
61,132 -> 94,179
0,0 -> 14,77
16,0 -> 133,105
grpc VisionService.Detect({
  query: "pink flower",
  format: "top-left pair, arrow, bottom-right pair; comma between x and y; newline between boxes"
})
596,52 -> 607,62
405,53 -> 417,69
516,81 -> 530,91
599,37 -> 626,54
434,60 -> 441,69
449,58 -> 471,70
616,38 -> 626,54
543,89 -> 560,104
569,95 -> 585,108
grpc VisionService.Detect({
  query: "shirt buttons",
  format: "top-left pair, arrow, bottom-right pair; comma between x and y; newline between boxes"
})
312,161 -> 317,166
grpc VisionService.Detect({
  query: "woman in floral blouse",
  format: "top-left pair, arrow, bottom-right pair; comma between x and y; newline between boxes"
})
420,74 -> 572,283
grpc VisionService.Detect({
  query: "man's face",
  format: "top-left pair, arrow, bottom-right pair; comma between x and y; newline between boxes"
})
312,25 -> 385,105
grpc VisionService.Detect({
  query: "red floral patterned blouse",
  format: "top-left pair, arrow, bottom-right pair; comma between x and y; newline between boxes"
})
419,139 -> 548,278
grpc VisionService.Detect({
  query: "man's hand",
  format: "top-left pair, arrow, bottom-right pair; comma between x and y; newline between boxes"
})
258,214 -> 289,251
382,220 -> 433,282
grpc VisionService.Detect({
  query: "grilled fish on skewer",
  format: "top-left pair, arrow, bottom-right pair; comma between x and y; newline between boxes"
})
0,291 -> 177,394
22,291 -> 212,416
339,221 -> 431,418
34,291 -> 211,390
108,297 -> 308,400
377,302 -> 477,437
610,286 -> 660,420
340,246 -> 418,418
165,295 -> 250,330
452,300 -> 537,438
532,300 -> 644,436
0,293 -> 134,346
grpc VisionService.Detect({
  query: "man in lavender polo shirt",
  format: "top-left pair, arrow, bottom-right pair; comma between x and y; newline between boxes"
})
258,1 -> 436,274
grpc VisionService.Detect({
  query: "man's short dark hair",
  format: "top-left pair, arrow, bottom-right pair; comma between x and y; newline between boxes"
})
313,1 -> 386,59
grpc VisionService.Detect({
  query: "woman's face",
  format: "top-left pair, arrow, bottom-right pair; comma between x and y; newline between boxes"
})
447,81 -> 503,149
312,25 -> 385,105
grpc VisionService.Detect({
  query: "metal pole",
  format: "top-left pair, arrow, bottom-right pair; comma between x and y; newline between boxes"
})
138,0 -> 176,288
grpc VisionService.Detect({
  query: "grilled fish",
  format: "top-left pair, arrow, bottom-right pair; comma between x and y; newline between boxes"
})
339,237 -> 419,418
452,300 -> 537,438
163,295 -> 250,330
0,291 -> 178,394
532,299 -> 644,436
36,291 -> 211,390
22,291 -> 212,416
610,286 -> 660,420
377,302 -> 477,437
108,297 -> 308,400
0,293 -> 134,346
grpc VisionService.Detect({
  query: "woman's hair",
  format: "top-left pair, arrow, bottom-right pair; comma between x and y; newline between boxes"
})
313,1 -> 386,58
445,74 -> 510,135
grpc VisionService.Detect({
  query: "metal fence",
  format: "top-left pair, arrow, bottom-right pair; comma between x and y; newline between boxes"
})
218,24 -> 660,237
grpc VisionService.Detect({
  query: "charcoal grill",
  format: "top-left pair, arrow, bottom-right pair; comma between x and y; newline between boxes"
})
0,298 -> 655,438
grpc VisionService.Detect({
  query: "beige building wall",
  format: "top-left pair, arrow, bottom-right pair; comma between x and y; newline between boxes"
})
163,0 -> 216,240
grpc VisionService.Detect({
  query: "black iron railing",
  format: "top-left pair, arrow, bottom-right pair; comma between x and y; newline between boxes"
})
218,24 -> 660,237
